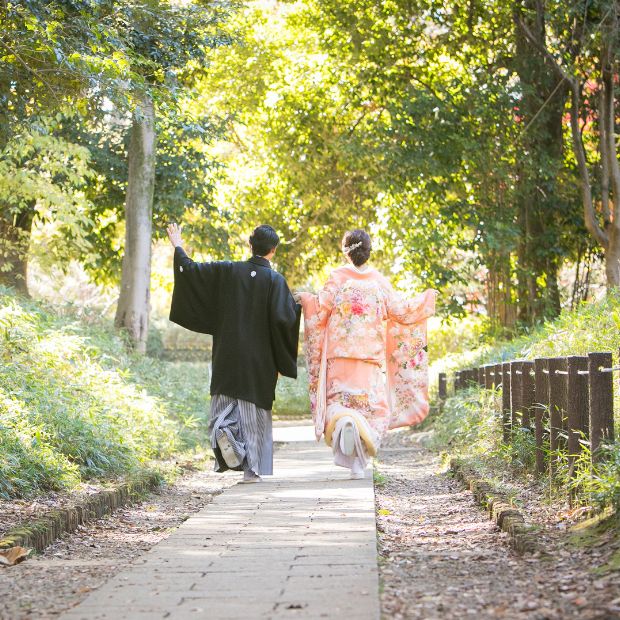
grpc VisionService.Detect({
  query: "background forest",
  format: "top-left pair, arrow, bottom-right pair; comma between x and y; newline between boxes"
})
0,0 -> 619,506
2,0 -> 619,345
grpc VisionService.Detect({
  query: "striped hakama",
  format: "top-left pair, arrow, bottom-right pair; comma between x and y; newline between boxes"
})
208,394 -> 273,476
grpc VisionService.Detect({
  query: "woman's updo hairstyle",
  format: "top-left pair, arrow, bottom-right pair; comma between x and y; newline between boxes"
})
342,229 -> 372,267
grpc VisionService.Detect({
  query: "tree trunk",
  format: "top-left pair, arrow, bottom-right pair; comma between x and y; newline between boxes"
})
601,14 -> 620,289
486,254 -> 517,329
513,1 -> 568,323
115,95 -> 157,353
0,207 -> 34,295
605,235 -> 620,287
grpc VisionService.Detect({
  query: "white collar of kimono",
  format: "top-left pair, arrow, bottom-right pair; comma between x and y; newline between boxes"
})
348,264 -> 370,274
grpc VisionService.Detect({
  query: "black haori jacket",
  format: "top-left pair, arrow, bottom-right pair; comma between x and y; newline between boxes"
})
169,246 -> 302,410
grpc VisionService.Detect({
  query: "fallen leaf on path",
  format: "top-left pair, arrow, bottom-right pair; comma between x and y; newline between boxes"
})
0,546 -> 31,566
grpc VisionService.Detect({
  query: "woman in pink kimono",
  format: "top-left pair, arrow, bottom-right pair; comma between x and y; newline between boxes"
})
297,230 -> 436,479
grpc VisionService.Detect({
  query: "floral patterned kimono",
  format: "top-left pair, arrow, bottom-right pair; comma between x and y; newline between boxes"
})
299,265 -> 436,470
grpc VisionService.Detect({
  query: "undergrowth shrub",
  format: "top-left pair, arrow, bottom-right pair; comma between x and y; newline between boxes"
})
430,385 -> 620,513
561,442 -> 620,513
428,292 -> 620,513
0,289 -> 210,499
427,387 -> 502,458
273,367 -> 310,418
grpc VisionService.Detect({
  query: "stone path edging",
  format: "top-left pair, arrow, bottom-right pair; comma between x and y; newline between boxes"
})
0,471 -> 162,553
450,457 -> 539,553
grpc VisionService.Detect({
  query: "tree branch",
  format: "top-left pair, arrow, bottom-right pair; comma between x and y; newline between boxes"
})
515,16 -> 572,84
568,78 -> 608,248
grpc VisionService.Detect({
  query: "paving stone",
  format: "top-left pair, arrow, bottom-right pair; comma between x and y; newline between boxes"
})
58,430 -> 380,620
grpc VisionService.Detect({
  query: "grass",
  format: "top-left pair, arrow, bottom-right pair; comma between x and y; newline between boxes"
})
273,367 -> 310,419
373,467 -> 387,487
432,290 -> 620,377
427,385 -> 620,514
426,292 -> 620,514
0,288 -> 211,499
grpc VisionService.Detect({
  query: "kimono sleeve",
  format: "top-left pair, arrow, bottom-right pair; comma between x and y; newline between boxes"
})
269,273 -> 302,379
298,275 -> 338,425
386,288 -> 437,430
169,246 -> 224,334
387,288 -> 436,324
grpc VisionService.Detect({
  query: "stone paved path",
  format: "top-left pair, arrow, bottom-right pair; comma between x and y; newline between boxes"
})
59,427 -> 379,620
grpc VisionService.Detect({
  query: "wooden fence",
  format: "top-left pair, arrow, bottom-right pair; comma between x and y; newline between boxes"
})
437,352 -> 617,474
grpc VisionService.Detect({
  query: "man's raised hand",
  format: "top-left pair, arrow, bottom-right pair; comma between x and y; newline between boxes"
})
167,223 -> 183,248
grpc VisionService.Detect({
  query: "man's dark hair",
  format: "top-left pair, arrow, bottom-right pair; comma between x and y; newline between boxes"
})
250,225 -> 280,257
342,229 -> 372,267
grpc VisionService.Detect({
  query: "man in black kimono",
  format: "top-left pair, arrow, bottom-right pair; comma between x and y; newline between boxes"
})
167,223 -> 301,483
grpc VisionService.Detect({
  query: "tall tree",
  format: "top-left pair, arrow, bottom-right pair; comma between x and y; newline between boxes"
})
0,0 -> 125,294
512,0 -> 570,322
112,0 -> 232,352
519,1 -> 620,289
115,93 -> 156,350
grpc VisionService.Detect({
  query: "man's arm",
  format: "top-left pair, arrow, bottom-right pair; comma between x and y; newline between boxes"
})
167,223 -> 198,273
167,222 -> 223,334
269,274 -> 302,379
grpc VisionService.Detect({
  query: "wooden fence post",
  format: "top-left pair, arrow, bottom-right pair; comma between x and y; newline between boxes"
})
466,369 -> 474,388
502,362 -> 511,442
520,361 -> 535,430
493,363 -> 503,390
438,373 -> 447,400
548,357 -> 568,469
534,358 -> 550,475
510,360 -> 523,430
588,352 -> 615,463
566,356 -> 589,476
484,365 -> 493,390
477,366 -> 484,387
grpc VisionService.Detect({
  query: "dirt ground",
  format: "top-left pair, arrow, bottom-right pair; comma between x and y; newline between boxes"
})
375,429 -> 620,620
0,466 -> 237,619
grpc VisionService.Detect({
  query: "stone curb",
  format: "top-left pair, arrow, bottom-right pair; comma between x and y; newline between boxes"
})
0,471 -> 162,553
449,457 -> 539,554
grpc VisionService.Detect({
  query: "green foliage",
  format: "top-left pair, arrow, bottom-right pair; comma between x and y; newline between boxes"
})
59,105 -> 228,285
435,290 -> 620,375
0,287 -> 210,499
273,368 -> 310,418
427,315 -> 493,363
559,441 -> 620,514
0,117 -> 97,272
427,387 -> 502,459
196,0 -> 587,319
128,358 -> 212,449
0,0 -> 235,288
587,444 -> 620,513
430,294 -> 620,513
